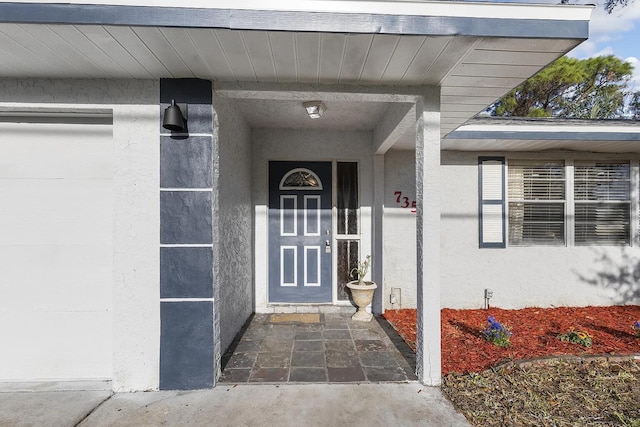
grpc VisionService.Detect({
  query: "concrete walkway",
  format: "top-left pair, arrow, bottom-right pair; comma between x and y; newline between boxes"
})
0,382 -> 471,426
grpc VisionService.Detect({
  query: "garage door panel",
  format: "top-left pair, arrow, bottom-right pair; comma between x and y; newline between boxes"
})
0,179 -> 113,245
0,123 -> 112,179
0,311 -> 113,381
0,245 -> 112,312
0,118 -> 114,382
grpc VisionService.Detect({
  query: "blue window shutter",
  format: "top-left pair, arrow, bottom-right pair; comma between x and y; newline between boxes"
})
479,157 -> 506,248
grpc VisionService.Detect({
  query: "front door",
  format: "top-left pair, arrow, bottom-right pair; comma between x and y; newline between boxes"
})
268,161 -> 332,303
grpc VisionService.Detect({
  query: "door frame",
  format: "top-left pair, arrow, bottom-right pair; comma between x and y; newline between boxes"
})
264,159 -> 364,306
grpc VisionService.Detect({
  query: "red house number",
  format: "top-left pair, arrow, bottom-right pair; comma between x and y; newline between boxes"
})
394,191 -> 416,213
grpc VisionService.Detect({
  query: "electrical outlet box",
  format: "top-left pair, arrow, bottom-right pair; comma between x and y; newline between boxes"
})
390,288 -> 401,306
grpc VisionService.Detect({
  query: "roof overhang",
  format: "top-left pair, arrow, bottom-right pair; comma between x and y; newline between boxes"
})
0,1 -> 593,139
445,117 -> 640,153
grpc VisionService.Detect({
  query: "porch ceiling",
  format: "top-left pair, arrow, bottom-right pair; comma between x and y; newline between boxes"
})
0,1 -> 592,140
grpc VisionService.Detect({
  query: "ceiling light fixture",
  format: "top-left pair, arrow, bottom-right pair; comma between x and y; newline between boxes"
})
303,101 -> 326,119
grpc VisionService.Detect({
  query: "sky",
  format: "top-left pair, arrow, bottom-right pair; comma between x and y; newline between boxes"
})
568,1 -> 640,91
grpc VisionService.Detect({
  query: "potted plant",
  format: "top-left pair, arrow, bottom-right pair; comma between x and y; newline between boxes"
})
346,255 -> 377,322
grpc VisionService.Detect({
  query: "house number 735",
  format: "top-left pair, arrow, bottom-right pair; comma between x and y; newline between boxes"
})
394,191 -> 416,211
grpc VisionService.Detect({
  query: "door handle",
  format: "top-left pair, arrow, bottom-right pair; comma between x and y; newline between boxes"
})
325,240 -> 331,254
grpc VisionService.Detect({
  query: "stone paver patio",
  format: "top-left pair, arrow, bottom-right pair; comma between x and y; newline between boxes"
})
219,313 -> 417,384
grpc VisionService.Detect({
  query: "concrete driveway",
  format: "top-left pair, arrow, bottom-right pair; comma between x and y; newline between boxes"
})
0,382 -> 470,426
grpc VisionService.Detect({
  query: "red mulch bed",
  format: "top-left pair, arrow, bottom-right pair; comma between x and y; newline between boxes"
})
383,306 -> 640,375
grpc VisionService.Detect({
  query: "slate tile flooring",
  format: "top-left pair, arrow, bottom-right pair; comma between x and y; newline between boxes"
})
219,313 -> 417,384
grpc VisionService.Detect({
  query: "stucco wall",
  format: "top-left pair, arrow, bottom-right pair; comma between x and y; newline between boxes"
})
441,150 -> 640,309
380,149 -> 640,310
0,79 -> 160,391
252,128 -> 375,311
113,100 -> 160,391
213,96 -> 254,355
383,149 -> 418,310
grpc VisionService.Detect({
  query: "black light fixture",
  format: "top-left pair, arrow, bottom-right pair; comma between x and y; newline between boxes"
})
162,99 -> 187,132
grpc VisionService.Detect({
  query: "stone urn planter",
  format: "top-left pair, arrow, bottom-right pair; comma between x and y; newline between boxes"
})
346,280 -> 377,322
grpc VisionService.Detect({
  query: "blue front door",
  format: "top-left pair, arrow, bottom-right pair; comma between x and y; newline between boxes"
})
268,161 -> 333,303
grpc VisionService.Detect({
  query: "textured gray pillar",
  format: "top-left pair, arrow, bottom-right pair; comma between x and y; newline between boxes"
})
415,88 -> 442,386
159,78 -> 215,390
372,154 -> 385,315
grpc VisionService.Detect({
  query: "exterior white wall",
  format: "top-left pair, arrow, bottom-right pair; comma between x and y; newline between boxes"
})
112,100 -> 160,392
441,150 -> 640,309
383,149 -> 417,310
381,149 -> 640,311
212,96 -> 254,356
252,128 -> 375,311
0,79 -> 160,391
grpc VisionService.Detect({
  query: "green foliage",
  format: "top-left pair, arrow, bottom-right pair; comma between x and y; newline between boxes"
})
491,55 -> 634,119
561,0 -> 630,14
481,316 -> 512,347
604,0 -> 630,13
350,255 -> 371,284
629,92 -> 640,119
557,329 -> 593,347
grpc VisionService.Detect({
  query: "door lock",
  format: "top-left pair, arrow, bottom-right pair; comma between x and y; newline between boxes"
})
325,239 -> 331,254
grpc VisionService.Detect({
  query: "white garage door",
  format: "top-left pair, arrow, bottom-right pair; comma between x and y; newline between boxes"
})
0,117 -> 113,381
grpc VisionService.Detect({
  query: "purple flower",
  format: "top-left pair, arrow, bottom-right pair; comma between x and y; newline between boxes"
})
482,316 -> 512,346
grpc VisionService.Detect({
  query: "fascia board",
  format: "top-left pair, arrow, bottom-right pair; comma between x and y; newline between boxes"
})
2,0 -> 594,22
448,124 -> 640,141
5,0 -> 594,21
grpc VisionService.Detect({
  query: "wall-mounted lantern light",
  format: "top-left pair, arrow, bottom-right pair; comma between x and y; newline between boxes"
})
162,99 -> 187,132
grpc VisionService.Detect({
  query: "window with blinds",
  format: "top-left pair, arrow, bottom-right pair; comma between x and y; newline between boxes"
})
574,161 -> 630,245
508,161 -> 565,246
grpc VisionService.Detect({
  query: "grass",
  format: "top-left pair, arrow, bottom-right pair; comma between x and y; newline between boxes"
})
441,357 -> 640,427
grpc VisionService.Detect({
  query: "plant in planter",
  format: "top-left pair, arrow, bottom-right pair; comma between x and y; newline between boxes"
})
346,255 -> 377,322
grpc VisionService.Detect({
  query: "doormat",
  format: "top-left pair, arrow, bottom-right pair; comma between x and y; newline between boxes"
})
268,313 -> 322,324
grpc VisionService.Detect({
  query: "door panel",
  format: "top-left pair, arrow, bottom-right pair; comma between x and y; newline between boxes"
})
269,161 -> 332,303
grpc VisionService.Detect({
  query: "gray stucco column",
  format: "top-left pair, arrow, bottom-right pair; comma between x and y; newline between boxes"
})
415,88 -> 442,386
159,78 -> 215,390
372,154 -> 385,314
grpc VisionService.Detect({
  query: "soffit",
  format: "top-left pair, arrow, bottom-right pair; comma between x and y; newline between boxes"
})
0,2 -> 591,139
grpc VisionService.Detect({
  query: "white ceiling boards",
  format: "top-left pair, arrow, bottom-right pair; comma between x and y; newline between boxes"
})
0,1 -> 592,138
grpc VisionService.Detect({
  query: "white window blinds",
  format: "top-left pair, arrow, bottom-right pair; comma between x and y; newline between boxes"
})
479,157 -> 505,248
574,161 -> 630,245
508,160 -> 565,246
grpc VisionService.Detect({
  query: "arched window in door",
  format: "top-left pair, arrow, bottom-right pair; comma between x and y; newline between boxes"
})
279,168 -> 323,190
